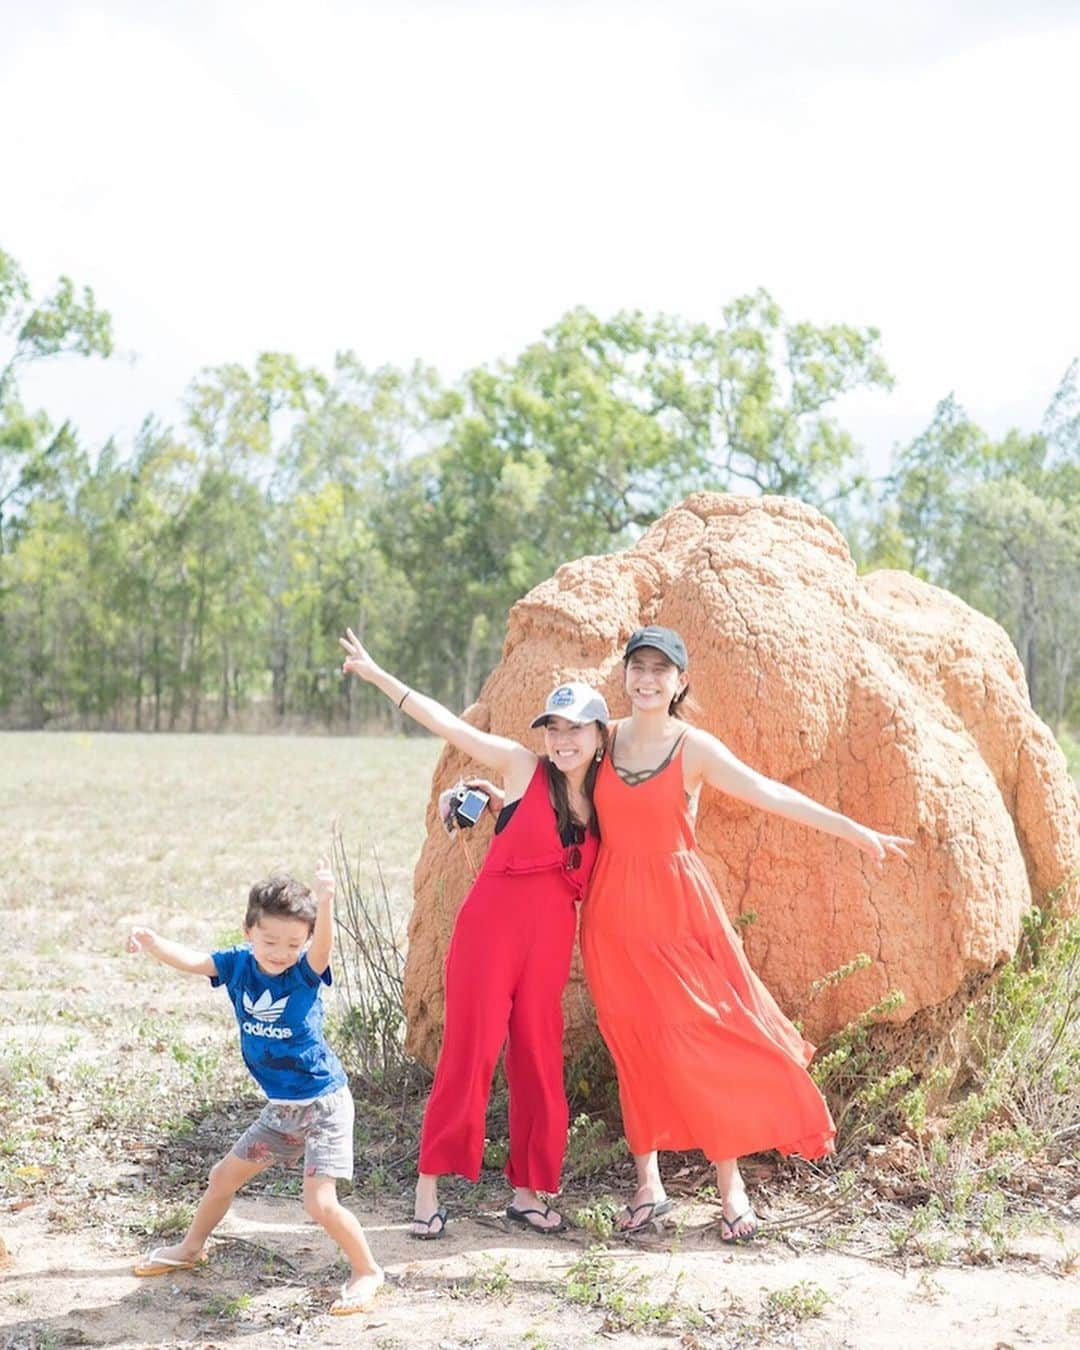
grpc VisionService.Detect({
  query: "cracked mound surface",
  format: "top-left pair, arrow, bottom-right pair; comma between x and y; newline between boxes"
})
404,493 -> 1079,1068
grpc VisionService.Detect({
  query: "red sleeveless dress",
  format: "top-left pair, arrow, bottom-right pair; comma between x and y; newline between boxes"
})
580,731 -> 835,1161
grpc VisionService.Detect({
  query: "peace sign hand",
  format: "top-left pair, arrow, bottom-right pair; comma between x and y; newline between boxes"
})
339,628 -> 382,683
313,856 -> 335,906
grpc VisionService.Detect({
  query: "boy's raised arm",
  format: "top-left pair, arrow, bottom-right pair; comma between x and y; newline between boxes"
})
127,927 -> 216,977
306,858 -> 334,976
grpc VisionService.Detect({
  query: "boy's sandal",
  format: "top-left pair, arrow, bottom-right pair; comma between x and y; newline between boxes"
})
329,1267 -> 385,1316
408,1206 -> 448,1240
719,1205 -> 759,1243
619,1198 -> 674,1235
132,1247 -> 208,1277
506,1204 -> 566,1234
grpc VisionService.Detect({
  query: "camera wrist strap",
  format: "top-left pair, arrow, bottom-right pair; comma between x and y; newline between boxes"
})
454,831 -> 480,882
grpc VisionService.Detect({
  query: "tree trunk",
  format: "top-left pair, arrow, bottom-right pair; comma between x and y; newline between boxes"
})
134,629 -> 144,731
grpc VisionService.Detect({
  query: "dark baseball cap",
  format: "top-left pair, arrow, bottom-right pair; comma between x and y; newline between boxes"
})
623,625 -> 688,670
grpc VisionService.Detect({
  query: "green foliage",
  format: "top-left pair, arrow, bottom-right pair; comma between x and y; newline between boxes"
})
807,952 -> 911,1154
331,832 -> 423,1097
0,247 -> 113,563
561,1112 -> 625,1181
569,1197 -> 621,1239
964,906 -> 1079,1141
471,1256 -> 512,1298
1058,728 -> 1080,778
869,364 -> 1080,725
0,255 -> 900,724
836,904 -> 1079,1250
561,1246 -> 703,1333
764,1281 -> 831,1321
204,1292 -> 251,1319
1,238 -> 1076,729
139,1202 -> 196,1237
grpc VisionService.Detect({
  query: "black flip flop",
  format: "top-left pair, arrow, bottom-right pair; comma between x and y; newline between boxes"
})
719,1206 -> 759,1243
409,1206 -> 448,1240
619,1198 -> 674,1235
506,1204 -> 566,1234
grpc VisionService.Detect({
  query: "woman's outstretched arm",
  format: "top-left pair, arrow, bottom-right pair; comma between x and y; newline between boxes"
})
339,629 -> 535,785
683,727 -> 910,863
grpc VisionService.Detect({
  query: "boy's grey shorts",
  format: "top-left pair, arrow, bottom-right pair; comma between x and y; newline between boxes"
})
233,1084 -> 354,1179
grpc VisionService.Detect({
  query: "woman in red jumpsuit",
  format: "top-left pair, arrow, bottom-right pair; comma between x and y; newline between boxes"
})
340,628 -> 609,1236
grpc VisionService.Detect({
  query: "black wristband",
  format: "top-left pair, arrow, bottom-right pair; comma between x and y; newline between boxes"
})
397,688 -> 411,710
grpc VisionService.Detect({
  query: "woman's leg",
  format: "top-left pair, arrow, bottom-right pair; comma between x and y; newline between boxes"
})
413,896 -> 515,1231
715,1157 -> 757,1237
614,1149 -> 668,1230
502,899 -> 574,1229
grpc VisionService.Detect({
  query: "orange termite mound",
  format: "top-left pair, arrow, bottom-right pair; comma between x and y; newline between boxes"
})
402,494 -> 1079,1070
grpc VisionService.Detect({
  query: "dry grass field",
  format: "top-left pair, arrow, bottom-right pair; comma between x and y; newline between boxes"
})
1,733 -> 1077,1350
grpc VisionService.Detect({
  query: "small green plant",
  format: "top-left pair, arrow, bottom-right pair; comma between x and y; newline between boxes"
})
142,1202 -> 195,1237
204,1291 -> 252,1319
562,1113 -> 625,1181
564,1037 -> 621,1114
887,905 -> 1080,1231
913,1272 -> 945,1303
482,1136 -> 509,1170
170,1042 -> 221,1082
889,1199 -> 954,1263
764,1280 -> 831,1321
570,1197 -> 620,1239
472,1256 -> 512,1298
807,953 -> 910,1155
561,1246 -> 703,1333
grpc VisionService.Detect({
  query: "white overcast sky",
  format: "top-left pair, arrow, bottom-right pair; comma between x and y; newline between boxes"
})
4,0 -> 1079,476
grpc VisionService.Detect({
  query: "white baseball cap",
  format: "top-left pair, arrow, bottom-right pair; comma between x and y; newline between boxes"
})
530,681 -> 610,729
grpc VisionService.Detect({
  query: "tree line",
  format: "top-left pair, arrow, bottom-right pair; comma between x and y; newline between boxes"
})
1,246 -> 1077,733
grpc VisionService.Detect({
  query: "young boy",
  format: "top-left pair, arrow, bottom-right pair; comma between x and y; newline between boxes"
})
127,859 -> 383,1317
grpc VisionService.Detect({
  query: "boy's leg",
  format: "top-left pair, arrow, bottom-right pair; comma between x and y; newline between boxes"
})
143,1152 -> 274,1265
303,1174 -> 380,1281
299,1090 -> 382,1314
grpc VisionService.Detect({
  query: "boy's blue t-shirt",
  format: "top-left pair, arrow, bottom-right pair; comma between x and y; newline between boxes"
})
210,946 -> 347,1101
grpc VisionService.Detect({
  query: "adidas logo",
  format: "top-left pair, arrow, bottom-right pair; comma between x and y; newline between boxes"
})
243,990 -> 289,1023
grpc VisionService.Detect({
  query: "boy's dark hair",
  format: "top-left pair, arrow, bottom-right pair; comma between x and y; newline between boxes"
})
245,875 -> 317,934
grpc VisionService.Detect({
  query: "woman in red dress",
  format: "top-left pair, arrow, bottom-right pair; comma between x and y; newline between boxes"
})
581,626 -> 909,1239
341,629 -> 609,1236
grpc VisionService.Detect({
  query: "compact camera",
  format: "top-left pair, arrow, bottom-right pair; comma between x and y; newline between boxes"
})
443,783 -> 490,832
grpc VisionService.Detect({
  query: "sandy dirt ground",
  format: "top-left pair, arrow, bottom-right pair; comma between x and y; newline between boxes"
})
2,1190 -> 1078,1348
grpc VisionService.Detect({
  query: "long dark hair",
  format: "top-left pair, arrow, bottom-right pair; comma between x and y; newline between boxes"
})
543,722 -> 609,838
669,684 -> 692,719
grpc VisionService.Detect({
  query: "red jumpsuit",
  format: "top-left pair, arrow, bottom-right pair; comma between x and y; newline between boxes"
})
418,761 -> 598,1192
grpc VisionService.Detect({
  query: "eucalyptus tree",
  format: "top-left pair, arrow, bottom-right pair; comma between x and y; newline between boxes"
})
384,293 -> 891,707
0,248 -> 113,554
879,364 -> 1080,724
